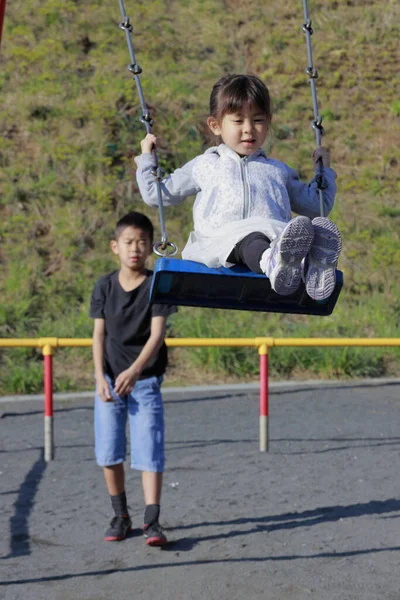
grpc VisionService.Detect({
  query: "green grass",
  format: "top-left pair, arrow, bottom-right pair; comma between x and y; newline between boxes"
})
1,0 -> 400,393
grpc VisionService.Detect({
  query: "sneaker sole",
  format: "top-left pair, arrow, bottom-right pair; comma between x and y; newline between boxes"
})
145,536 -> 167,547
270,216 -> 314,296
306,217 -> 342,301
104,526 -> 132,542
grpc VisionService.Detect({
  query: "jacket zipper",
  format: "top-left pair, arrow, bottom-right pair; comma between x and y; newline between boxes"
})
240,156 -> 250,219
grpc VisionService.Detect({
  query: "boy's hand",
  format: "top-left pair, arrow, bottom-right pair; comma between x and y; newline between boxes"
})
140,133 -> 157,155
97,376 -> 113,402
313,146 -> 331,169
114,366 -> 139,396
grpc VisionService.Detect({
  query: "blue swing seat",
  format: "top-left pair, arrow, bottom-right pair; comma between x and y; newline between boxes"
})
150,257 -> 343,315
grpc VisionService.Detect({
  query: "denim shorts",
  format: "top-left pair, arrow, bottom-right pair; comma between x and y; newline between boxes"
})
94,374 -> 165,472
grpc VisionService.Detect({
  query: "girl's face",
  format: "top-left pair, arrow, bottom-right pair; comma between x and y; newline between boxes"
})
207,102 -> 269,157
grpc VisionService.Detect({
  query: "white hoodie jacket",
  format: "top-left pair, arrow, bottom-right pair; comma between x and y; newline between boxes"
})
135,144 -> 337,268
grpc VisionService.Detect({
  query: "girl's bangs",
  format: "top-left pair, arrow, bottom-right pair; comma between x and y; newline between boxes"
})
219,89 -> 266,118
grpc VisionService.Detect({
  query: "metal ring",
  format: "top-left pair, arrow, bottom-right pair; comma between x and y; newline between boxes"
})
312,119 -> 324,135
302,20 -> 313,34
128,63 -> 142,75
153,241 -> 178,257
316,175 -> 328,190
119,19 -> 132,32
306,67 -> 318,79
140,114 -> 154,127
151,166 -> 165,180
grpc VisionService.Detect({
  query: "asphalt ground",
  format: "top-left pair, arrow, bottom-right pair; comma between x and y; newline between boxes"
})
1,380 -> 400,600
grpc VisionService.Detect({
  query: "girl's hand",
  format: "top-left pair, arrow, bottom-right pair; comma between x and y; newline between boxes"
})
141,133 -> 157,154
312,146 -> 331,169
97,376 -> 113,402
114,366 -> 139,396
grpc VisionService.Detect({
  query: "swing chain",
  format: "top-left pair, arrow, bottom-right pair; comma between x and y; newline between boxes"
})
305,66 -> 318,79
128,62 -> 143,75
312,114 -> 324,137
139,113 -> 154,127
117,0 -> 178,257
119,15 -> 132,32
151,166 -> 166,181
302,17 -> 313,35
121,16 -> 142,75
302,1 -> 328,215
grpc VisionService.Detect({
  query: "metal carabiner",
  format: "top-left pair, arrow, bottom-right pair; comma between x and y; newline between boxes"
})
153,240 -> 178,257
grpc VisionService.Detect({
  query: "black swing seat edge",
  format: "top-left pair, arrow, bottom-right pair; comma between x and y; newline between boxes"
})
149,257 -> 343,316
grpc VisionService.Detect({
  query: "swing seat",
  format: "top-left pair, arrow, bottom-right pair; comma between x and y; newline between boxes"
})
150,257 -> 343,315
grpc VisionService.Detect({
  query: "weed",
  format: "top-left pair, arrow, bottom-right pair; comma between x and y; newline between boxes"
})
1,0 -> 400,392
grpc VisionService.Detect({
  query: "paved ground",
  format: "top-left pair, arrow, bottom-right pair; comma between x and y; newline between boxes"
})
1,380 -> 400,600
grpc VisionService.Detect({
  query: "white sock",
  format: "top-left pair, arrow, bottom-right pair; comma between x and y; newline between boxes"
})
259,247 -> 272,274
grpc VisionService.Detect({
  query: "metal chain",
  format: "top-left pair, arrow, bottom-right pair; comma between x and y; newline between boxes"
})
302,0 -> 327,217
118,0 -> 327,233
118,0 -> 177,257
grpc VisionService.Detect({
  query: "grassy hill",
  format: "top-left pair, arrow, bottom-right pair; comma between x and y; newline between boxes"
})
1,0 -> 400,393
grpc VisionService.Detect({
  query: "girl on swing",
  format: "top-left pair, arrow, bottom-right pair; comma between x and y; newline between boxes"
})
135,74 -> 341,300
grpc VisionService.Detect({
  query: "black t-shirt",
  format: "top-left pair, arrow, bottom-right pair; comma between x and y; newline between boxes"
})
89,270 -> 176,380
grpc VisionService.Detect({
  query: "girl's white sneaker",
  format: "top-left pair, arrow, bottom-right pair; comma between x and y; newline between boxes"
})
261,216 -> 314,296
305,217 -> 342,301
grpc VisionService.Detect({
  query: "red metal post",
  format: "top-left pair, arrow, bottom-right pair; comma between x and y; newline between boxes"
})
44,353 -> 53,417
0,0 -> 7,49
43,345 -> 54,461
259,344 -> 269,451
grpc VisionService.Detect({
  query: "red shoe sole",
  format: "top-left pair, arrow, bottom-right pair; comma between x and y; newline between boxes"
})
104,527 -> 132,542
145,536 -> 167,547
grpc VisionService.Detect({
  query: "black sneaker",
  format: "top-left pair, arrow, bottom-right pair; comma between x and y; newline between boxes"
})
104,515 -> 132,542
143,521 -> 167,546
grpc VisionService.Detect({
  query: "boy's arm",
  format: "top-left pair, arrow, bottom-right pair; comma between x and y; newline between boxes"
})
92,318 -> 112,402
114,316 -> 168,396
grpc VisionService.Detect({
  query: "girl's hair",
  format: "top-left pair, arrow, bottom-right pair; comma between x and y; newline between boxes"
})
209,74 -> 272,122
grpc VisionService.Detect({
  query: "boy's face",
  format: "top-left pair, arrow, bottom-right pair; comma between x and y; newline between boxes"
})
110,226 -> 152,271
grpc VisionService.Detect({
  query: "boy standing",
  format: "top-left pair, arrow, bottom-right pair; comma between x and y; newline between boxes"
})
89,211 -> 176,546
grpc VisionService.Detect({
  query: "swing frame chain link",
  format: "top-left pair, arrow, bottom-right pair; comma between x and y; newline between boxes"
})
140,113 -> 154,127
119,15 -> 132,32
151,166 -> 166,181
302,2 -> 328,214
117,0 -> 178,257
128,62 -> 143,76
302,17 -> 313,34
121,15 -> 145,79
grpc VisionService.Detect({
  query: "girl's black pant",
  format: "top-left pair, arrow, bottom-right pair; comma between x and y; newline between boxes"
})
227,231 -> 270,274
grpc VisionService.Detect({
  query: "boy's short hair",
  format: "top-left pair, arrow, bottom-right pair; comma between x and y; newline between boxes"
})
114,212 -> 154,242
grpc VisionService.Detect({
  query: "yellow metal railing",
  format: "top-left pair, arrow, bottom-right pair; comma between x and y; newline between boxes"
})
1,337 -> 400,461
2,336 -> 400,348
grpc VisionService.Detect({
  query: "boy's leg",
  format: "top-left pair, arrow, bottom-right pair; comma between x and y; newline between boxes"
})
94,377 -> 132,541
305,217 -> 342,300
260,216 -> 314,295
142,471 -> 163,505
128,376 -> 167,546
104,463 -> 125,496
